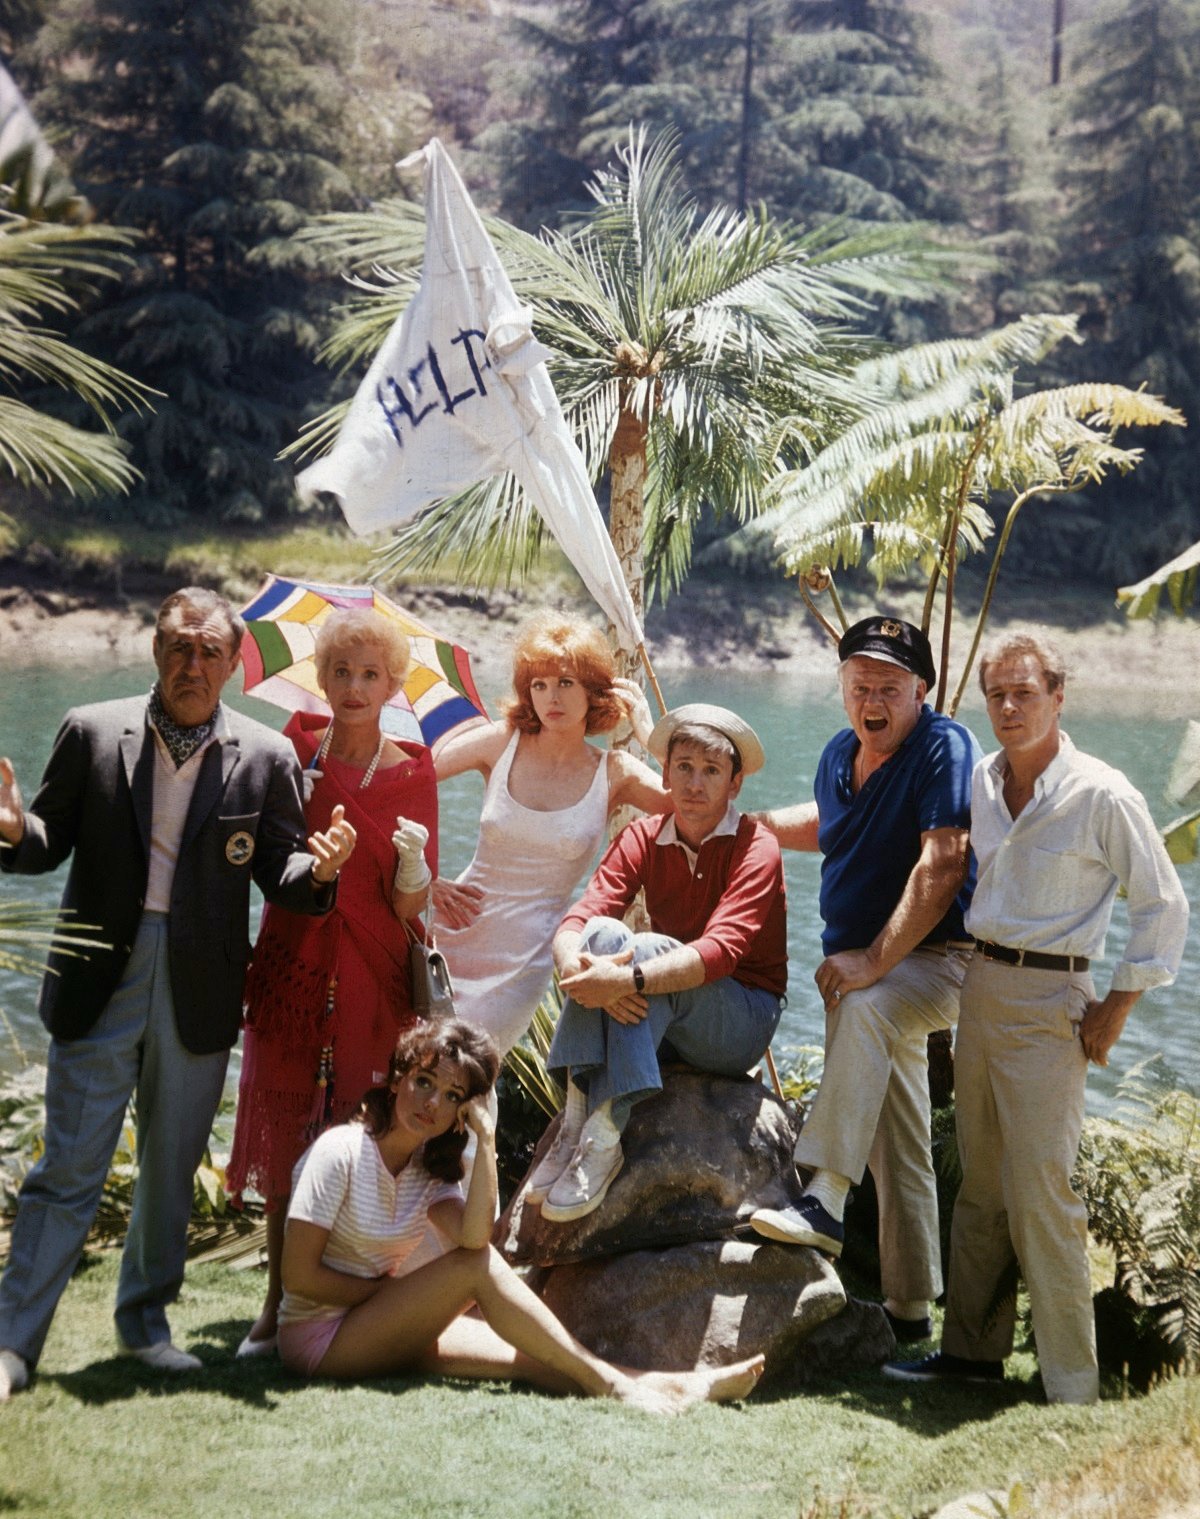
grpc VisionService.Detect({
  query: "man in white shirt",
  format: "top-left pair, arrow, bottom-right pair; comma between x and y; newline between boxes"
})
885,630 -> 1189,1404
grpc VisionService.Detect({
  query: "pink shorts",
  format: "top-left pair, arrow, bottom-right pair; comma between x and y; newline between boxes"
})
278,1313 -> 346,1376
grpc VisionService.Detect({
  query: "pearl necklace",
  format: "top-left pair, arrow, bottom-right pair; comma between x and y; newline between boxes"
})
317,725 -> 386,790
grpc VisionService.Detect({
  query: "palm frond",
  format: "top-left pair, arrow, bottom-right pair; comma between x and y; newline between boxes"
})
368,473 -> 549,590
1118,538 -> 1200,620
0,903 -> 108,980
0,398 -> 141,496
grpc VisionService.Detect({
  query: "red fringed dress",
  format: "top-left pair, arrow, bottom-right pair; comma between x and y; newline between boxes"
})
227,712 -> 438,1203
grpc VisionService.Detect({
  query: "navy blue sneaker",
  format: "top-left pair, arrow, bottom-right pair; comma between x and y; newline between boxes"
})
748,1196 -> 844,1256
882,1351 -> 1004,1384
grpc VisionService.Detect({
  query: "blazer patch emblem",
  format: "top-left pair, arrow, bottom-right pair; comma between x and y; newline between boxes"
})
225,830 -> 255,866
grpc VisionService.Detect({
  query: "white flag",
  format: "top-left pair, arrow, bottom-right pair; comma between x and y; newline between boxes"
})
298,138 -> 643,653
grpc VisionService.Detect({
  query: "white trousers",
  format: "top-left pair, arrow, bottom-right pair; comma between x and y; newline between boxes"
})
794,946 -> 968,1302
942,956 -> 1098,1405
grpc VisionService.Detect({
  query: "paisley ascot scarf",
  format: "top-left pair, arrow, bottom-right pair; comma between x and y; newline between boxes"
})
148,684 -> 220,768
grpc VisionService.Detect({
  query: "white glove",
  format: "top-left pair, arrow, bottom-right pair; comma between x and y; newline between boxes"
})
392,815 -> 432,894
301,769 -> 324,804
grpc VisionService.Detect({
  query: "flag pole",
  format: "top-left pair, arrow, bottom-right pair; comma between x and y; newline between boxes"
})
637,642 -> 668,718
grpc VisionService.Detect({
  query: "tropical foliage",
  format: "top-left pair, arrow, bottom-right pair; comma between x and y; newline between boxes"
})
1076,1065 -> 1200,1387
0,214 -> 150,498
27,0 -> 374,524
297,128 -> 943,613
0,1069 -> 236,1224
1118,540 -> 1200,863
754,312 -> 1185,710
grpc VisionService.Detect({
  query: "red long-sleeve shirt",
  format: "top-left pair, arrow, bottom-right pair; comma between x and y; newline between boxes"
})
561,812 -> 787,997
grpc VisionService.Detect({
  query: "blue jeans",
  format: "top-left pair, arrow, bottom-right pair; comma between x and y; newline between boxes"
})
546,917 -> 782,1129
0,914 -> 228,1364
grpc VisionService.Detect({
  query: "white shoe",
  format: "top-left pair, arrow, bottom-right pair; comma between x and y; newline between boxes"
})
122,1340 -> 203,1373
523,1119 -> 583,1204
540,1135 -> 624,1223
235,1332 -> 278,1359
0,1349 -> 29,1401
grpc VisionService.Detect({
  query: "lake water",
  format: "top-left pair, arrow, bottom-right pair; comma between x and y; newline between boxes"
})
1,660 -> 1196,1113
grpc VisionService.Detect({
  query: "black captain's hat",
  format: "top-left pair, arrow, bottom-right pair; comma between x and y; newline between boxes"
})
837,616 -> 937,690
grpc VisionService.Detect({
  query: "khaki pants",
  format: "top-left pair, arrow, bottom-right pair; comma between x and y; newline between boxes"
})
794,946 -> 968,1302
942,956 -> 1098,1404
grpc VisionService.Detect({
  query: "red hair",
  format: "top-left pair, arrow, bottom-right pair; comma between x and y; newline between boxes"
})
504,611 -> 622,736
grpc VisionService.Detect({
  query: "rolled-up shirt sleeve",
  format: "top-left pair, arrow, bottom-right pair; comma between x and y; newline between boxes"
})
1100,789 -> 1190,992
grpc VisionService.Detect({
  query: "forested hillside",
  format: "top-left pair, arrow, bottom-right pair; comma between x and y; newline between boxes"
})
0,0 -> 1193,591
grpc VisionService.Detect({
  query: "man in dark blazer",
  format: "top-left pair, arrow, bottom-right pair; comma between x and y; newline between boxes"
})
0,587 -> 355,1399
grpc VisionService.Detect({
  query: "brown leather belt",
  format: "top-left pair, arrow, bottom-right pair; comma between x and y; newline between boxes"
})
973,939 -> 1089,973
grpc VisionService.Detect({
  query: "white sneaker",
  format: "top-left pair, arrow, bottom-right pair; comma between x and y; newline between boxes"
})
0,1349 -> 29,1401
122,1340 -> 203,1373
540,1135 -> 624,1223
523,1119 -> 583,1204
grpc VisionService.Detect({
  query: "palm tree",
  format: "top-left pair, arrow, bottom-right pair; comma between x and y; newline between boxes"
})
0,212 -> 153,501
0,61 -> 151,501
757,312 -> 1185,712
295,128 -> 943,634
0,80 -> 154,1038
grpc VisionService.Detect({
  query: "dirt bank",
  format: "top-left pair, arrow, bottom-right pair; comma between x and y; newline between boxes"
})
0,574 -> 1196,718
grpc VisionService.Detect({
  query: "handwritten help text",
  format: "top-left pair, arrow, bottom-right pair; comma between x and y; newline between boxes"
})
376,328 -> 491,448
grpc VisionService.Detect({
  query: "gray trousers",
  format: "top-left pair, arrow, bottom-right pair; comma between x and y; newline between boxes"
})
942,956 -> 1098,1404
0,914 -> 228,1365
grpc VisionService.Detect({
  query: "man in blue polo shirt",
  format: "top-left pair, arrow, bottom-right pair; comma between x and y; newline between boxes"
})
748,616 -> 981,1344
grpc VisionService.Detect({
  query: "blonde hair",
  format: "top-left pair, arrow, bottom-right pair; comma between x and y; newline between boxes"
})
504,611 -> 622,737
314,608 -> 411,699
977,630 -> 1067,695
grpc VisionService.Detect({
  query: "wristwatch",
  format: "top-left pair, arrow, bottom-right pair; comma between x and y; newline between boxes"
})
633,965 -> 645,993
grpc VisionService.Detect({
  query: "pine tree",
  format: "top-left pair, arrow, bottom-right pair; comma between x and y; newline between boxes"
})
31,0 -> 362,522
1051,0 -> 1200,580
480,0 -> 671,229
483,0 -> 958,237
952,4 -> 1061,330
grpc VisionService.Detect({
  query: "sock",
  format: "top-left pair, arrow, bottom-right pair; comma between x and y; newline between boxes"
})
884,1298 -> 930,1323
580,1099 -> 622,1149
803,1169 -> 851,1221
562,1080 -> 587,1142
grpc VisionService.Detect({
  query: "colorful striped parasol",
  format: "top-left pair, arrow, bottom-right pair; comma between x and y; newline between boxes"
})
238,575 -> 489,757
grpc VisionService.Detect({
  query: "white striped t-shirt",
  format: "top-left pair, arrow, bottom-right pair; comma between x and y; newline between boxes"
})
279,1124 -> 463,1325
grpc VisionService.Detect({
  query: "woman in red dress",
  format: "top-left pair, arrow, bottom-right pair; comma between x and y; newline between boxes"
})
228,607 -> 438,1356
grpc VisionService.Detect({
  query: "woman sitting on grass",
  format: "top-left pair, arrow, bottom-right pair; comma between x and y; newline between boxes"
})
278,1019 -> 763,1412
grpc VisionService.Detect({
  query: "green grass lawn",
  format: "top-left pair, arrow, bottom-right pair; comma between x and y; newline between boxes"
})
1,1250 -> 1195,1519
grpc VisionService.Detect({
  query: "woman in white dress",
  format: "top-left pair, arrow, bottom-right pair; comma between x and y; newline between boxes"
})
431,612 -> 668,1057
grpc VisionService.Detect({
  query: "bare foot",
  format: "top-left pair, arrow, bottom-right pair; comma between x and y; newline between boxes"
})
612,1354 -> 765,1414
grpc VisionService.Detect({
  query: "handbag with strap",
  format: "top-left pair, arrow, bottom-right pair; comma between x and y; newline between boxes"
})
403,914 -> 456,1021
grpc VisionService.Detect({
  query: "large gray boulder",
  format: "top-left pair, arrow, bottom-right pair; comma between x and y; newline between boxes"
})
533,1237 -> 848,1374
496,1067 -> 805,1267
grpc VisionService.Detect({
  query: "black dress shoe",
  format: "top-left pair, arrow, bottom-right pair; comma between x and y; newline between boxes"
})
883,1308 -> 933,1343
882,1350 -> 1004,1384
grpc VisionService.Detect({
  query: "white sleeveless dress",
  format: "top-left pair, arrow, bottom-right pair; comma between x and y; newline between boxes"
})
434,730 -> 610,1055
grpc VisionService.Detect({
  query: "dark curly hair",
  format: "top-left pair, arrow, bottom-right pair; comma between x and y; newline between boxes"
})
354,1020 -> 499,1182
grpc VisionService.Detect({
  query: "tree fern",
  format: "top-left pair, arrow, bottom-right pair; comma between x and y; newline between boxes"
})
758,313 -> 1185,707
